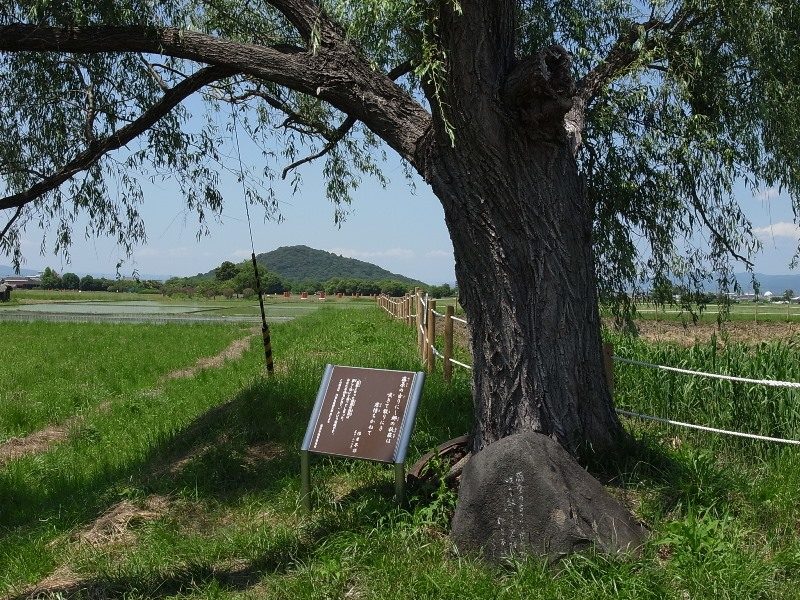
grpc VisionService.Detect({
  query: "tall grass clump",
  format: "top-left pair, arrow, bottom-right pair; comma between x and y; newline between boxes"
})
606,330 -> 800,452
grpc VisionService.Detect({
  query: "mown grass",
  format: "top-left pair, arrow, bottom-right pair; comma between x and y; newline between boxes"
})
3,307 -> 800,598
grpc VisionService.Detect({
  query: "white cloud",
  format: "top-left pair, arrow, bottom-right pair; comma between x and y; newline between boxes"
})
753,222 -> 800,239
425,249 -> 452,259
326,247 -> 416,260
753,187 -> 781,202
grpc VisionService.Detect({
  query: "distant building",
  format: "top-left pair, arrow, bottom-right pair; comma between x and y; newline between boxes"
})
0,276 -> 41,289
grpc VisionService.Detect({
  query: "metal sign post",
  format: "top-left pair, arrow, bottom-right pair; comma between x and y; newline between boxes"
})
300,364 -> 425,511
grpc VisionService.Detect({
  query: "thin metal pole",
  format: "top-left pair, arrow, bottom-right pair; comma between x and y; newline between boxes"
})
394,462 -> 405,505
231,103 -> 275,375
301,450 -> 311,512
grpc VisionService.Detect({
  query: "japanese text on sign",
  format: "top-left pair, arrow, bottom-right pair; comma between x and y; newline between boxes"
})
305,366 -> 420,463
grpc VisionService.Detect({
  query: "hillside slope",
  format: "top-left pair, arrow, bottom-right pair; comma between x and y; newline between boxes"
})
253,245 -> 424,284
0,265 -> 40,277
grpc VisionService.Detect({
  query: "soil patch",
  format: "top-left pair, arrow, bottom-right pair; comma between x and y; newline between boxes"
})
8,566 -> 83,600
0,426 -> 71,467
632,320 -> 800,347
242,441 -> 285,466
75,495 -> 170,547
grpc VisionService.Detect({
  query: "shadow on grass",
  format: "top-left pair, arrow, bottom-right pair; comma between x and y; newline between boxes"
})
0,361 -> 471,525
588,430 -> 739,518
7,483 -> 405,600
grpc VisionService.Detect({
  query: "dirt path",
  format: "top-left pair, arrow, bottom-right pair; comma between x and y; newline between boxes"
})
164,330 -> 257,379
0,332 -> 256,467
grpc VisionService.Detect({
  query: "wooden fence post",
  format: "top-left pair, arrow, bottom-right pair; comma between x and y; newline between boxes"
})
416,291 -> 424,361
602,342 -> 614,397
444,305 -> 454,383
426,300 -> 437,373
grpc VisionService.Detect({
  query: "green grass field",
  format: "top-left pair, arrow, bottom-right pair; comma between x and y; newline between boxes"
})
3,306 -> 800,598
0,322 -> 249,439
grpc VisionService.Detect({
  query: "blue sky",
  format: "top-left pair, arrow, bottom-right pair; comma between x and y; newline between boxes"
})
15,151 -> 458,284
9,135 -> 800,285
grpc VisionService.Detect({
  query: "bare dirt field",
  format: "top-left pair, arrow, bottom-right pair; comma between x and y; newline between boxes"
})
629,319 -> 800,346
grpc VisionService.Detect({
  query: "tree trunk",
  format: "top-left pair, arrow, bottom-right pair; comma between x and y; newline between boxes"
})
422,128 -> 621,457
406,2 -> 623,458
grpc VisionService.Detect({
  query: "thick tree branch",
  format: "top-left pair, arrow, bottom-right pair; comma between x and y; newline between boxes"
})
266,0 -> 330,42
563,10 -> 701,154
0,23 -> 431,166
577,11 -> 699,105
0,65 -> 235,211
387,60 -> 413,81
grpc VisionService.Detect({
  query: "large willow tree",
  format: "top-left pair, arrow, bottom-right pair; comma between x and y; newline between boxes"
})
1,1 -> 799,455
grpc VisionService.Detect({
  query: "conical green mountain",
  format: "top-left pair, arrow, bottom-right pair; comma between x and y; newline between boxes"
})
252,245 -> 424,284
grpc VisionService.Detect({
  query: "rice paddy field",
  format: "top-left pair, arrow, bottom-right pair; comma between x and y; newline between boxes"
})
3,304 -> 800,598
0,292 -> 375,324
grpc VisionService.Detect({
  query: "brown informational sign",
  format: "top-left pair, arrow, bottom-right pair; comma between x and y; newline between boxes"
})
302,365 -> 425,464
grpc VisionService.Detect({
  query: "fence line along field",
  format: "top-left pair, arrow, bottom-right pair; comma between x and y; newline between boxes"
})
4,303 -> 800,598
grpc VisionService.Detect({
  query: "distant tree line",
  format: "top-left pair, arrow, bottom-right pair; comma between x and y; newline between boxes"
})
38,267 -> 161,293
163,260 -> 455,299
34,262 -> 455,299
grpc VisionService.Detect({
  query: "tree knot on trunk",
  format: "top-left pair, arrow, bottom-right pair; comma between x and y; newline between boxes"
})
503,45 -> 576,133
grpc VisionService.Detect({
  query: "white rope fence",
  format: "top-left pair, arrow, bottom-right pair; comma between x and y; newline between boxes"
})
380,293 -> 800,445
615,409 -> 800,446
613,355 -> 800,445
449,358 -> 473,370
613,356 -> 800,389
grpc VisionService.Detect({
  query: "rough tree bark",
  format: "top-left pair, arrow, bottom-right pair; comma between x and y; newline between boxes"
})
413,2 -> 622,454
422,136 -> 620,455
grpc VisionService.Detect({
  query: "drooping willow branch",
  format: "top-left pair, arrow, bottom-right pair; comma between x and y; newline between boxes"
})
0,65 -> 235,212
0,206 -> 22,241
277,60 -> 413,178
